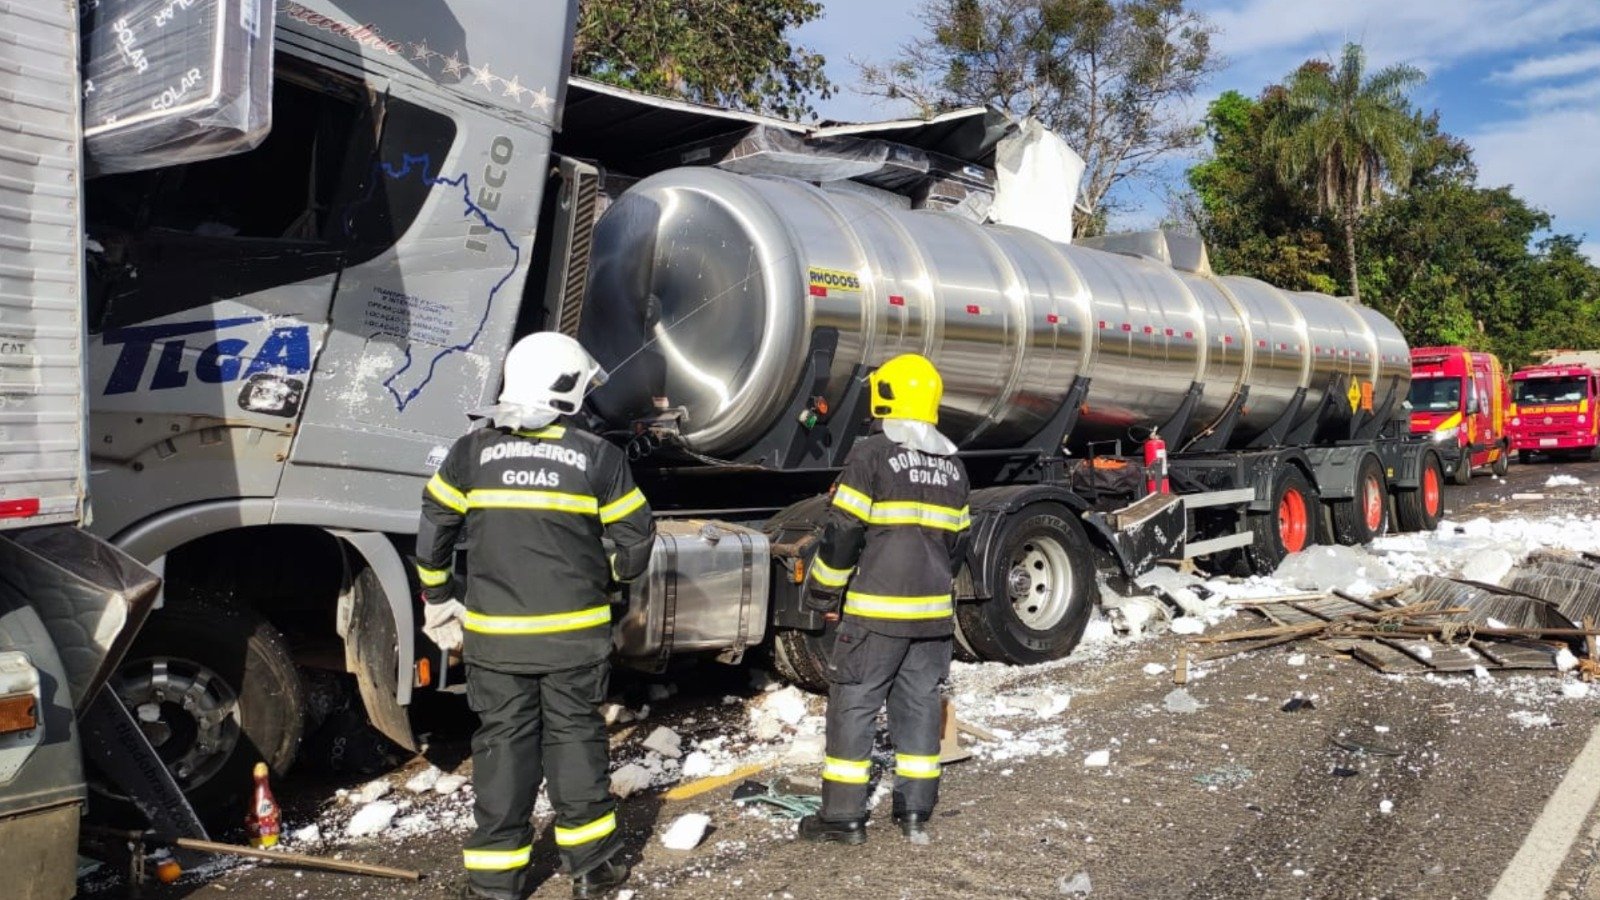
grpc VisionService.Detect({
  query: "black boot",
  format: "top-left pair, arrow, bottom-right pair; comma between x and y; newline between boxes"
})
894,811 -> 931,843
572,859 -> 629,899
799,814 -> 867,845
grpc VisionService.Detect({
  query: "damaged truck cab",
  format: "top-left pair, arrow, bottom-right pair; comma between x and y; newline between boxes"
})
84,1 -> 584,820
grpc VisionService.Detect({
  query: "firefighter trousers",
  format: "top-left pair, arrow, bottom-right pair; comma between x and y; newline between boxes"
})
819,623 -> 953,823
463,661 -> 618,898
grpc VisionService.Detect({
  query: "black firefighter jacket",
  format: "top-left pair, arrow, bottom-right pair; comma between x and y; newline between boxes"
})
805,431 -> 971,639
416,419 -> 656,673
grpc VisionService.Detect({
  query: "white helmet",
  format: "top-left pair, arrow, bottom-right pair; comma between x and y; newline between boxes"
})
498,332 -> 608,417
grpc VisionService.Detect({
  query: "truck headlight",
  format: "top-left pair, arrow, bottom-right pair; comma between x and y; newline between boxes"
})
1433,425 -> 1460,444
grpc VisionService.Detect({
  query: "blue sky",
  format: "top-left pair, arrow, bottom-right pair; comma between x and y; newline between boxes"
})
795,0 -> 1600,261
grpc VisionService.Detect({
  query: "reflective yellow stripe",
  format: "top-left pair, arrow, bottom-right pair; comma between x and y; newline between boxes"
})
599,488 -> 646,524
844,592 -> 953,621
427,474 -> 468,513
832,484 -> 874,521
1437,412 -> 1463,431
466,489 -> 599,514
867,501 -> 971,532
463,605 -> 611,635
809,557 -> 853,588
895,753 -> 941,779
554,811 -> 617,847
463,844 -> 531,871
415,564 -> 450,587
514,425 -> 567,439
823,756 -> 871,784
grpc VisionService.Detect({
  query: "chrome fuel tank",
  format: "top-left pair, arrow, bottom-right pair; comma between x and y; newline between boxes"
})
583,168 -> 1410,456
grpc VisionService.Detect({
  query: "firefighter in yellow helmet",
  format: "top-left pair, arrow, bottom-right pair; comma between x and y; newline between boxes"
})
799,354 -> 971,845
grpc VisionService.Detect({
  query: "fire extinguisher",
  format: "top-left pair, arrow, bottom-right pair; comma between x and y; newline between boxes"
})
1144,430 -> 1170,495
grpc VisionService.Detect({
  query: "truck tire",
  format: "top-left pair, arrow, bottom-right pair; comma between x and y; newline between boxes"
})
1519,450 -> 1534,465
96,601 -> 305,827
771,624 -> 834,695
1331,455 -> 1390,545
1450,448 -> 1472,485
955,504 -> 1095,665
1492,443 -> 1510,476
1242,467 -> 1318,575
1395,452 -> 1445,532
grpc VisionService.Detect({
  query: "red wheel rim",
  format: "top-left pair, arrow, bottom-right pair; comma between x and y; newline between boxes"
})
1422,466 -> 1441,518
1362,474 -> 1384,531
1279,488 -> 1309,553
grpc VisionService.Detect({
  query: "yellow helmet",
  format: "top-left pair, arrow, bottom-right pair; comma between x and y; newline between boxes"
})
869,354 -> 943,424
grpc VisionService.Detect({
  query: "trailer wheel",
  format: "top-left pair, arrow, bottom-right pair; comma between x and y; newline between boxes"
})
1331,455 -> 1390,545
1395,452 -> 1445,532
1242,467 -> 1318,575
1492,442 -> 1510,477
1450,448 -> 1472,485
955,504 -> 1095,665
93,601 -> 305,827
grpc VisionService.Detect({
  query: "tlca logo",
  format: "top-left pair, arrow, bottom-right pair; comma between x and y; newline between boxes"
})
102,316 -> 311,396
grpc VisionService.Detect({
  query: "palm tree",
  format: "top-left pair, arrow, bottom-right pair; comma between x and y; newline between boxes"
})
1268,43 -> 1424,303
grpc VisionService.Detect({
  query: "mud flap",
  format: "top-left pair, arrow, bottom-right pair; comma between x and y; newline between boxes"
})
1082,494 -> 1186,579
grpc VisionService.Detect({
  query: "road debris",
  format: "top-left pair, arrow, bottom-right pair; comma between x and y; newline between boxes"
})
1084,750 -> 1111,768
1163,688 -> 1202,714
344,802 -> 398,838
660,813 -> 711,850
1058,871 -> 1093,895
643,726 -> 685,759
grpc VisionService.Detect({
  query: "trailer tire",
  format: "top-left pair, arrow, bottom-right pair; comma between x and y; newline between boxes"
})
1492,442 -> 1510,477
955,504 -> 1095,665
1395,452 -> 1445,532
94,601 -> 305,827
1241,467 -> 1319,575
1331,455 -> 1390,545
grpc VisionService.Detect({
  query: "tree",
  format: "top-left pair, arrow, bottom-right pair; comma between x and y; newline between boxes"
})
573,0 -> 831,119
859,0 -> 1219,234
1266,44 -> 1425,303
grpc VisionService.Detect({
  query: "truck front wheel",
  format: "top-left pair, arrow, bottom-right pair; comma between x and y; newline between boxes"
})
96,601 -> 305,827
1492,443 -> 1510,477
955,504 -> 1095,665
1450,447 -> 1473,485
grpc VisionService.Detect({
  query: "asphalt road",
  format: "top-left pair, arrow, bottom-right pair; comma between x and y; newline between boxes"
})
81,455 -> 1600,900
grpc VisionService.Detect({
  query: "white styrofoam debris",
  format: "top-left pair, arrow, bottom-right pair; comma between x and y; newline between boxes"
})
404,767 -> 441,795
1058,871 -> 1093,895
616,891 -> 636,900
1460,549 -> 1516,586
1512,493 -> 1547,501
1557,648 -> 1580,673
1474,665 -> 1493,681
1169,617 -> 1206,636
1379,799 -> 1394,815
290,824 -> 321,844
1081,617 -> 1117,645
680,751 -> 716,779
643,726 -> 684,759
1547,474 -> 1584,487
601,702 -> 634,726
1163,688 -> 1201,714
660,813 -> 711,850
784,734 -> 827,766
1564,681 -> 1591,699
352,779 -> 392,805
1083,750 -> 1110,768
752,713 -> 784,742
1142,663 -> 1167,676
761,686 -> 811,726
1004,692 -> 1072,719
1273,545 -> 1396,593
1287,654 -> 1307,667
433,774 -> 469,796
1373,725 -> 1390,734
345,802 -> 399,838
610,763 -> 653,798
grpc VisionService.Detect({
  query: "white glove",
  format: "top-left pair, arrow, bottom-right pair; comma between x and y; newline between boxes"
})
422,599 -> 466,652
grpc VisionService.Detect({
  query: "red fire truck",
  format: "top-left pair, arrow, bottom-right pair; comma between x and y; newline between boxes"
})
1409,347 -> 1510,483
1509,362 -> 1600,462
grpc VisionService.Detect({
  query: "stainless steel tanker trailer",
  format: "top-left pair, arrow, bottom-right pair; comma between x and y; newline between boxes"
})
575,167 -> 1448,685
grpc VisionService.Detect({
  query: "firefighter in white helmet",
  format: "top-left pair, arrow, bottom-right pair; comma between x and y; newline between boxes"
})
416,332 -> 654,899
799,353 -> 971,844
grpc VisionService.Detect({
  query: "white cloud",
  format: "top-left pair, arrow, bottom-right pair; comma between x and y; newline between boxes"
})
1471,108 -> 1600,238
1492,45 -> 1600,84
1525,77 -> 1600,110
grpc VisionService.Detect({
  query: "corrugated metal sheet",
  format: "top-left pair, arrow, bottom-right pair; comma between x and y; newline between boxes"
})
1399,576 -> 1577,630
0,0 -> 85,529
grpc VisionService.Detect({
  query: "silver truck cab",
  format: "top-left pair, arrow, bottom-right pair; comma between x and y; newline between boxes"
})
83,1 -> 582,821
